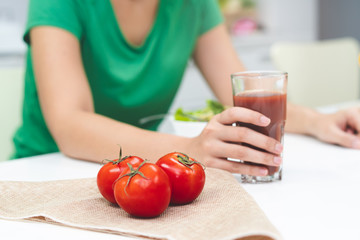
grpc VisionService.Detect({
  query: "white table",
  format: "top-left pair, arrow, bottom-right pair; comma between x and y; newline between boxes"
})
1,110 -> 360,240
243,133 -> 360,240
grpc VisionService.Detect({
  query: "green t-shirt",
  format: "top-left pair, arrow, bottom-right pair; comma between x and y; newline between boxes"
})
12,0 -> 223,159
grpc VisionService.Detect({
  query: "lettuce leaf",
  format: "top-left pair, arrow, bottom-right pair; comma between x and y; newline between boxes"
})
174,100 -> 226,122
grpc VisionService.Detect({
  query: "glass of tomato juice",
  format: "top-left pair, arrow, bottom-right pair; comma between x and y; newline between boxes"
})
231,71 -> 288,183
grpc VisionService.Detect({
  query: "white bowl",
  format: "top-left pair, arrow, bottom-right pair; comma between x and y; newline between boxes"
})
168,116 -> 207,138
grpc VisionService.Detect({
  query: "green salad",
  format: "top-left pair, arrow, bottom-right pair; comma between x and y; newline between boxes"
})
174,100 -> 227,122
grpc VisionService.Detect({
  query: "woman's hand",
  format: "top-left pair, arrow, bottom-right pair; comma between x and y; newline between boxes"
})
188,107 -> 283,176
310,107 -> 360,149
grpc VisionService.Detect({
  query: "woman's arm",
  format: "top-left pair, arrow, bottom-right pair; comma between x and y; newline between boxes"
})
286,104 -> 360,148
193,24 -> 360,150
31,26 -> 280,176
189,24 -> 282,176
192,24 -> 245,106
31,26 -> 191,162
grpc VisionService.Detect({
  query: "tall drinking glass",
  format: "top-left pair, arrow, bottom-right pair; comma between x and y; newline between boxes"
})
231,71 -> 288,183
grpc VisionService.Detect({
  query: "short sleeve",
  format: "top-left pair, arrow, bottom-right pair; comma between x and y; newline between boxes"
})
198,0 -> 224,36
24,0 -> 83,44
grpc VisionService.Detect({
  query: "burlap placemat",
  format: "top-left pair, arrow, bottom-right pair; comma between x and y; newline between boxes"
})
0,168 -> 282,240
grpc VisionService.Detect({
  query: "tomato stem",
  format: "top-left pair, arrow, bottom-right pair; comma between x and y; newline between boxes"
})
101,146 -> 134,165
102,158 -> 114,165
117,161 -> 149,195
118,145 -> 122,162
117,146 -> 135,164
177,153 -> 205,170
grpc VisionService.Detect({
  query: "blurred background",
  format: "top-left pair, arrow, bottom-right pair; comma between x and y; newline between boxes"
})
1,0 -> 360,161
181,0 -> 360,110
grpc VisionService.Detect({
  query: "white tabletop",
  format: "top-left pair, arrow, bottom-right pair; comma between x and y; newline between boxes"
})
1,117 -> 360,239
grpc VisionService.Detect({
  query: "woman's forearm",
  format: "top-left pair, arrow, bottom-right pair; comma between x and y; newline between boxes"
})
53,111 -> 192,163
285,102 -> 320,136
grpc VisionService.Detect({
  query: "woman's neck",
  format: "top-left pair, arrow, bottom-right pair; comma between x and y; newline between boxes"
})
110,0 -> 159,46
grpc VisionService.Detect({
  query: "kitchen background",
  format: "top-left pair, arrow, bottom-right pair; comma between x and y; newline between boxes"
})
1,0 -> 360,104
1,0 -> 360,160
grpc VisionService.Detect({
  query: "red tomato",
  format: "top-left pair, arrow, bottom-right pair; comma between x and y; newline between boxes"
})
113,161 -> 171,218
156,152 -> 205,205
97,150 -> 144,204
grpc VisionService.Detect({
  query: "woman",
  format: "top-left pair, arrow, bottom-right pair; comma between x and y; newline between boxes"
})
12,0 -> 360,177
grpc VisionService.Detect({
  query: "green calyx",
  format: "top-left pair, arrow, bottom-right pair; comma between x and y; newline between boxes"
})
101,145 -> 131,165
117,161 -> 149,195
176,153 -> 204,170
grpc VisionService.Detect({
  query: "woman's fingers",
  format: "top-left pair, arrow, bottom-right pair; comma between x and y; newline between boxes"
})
211,106 -> 283,164
215,107 -> 270,126
217,124 -> 283,155
344,108 -> 360,135
210,140 -> 282,167
315,109 -> 360,149
194,106 -> 284,176
206,156 -> 269,176
326,125 -> 360,149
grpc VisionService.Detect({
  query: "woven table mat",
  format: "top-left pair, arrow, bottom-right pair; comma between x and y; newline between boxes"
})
0,168 -> 282,240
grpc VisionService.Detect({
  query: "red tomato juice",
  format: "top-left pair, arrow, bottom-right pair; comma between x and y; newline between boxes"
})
233,91 -> 287,175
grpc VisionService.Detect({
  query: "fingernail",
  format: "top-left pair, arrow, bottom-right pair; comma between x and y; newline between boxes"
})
352,139 -> 360,149
260,168 -> 268,176
275,143 -> 283,154
260,116 -> 270,125
274,157 -> 282,165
